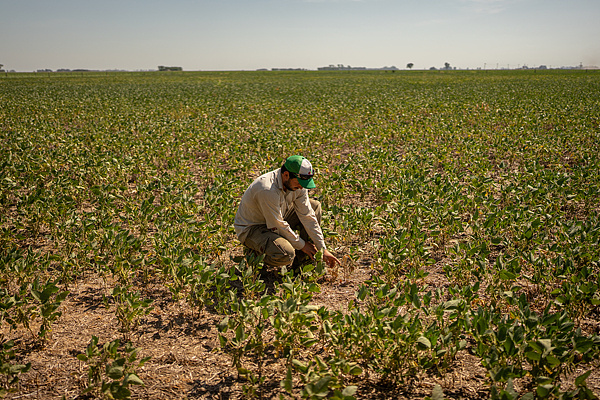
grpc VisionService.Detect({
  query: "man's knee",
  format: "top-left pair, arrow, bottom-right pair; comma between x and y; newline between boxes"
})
264,237 -> 296,266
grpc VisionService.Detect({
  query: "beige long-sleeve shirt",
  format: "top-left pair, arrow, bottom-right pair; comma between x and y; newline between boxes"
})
234,168 -> 326,251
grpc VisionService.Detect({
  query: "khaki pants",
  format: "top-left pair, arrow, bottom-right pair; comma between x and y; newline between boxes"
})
242,199 -> 322,267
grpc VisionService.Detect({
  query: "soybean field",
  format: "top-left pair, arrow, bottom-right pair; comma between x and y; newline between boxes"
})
1,70 -> 599,399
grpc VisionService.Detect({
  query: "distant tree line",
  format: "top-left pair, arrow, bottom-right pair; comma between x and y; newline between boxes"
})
158,66 -> 183,71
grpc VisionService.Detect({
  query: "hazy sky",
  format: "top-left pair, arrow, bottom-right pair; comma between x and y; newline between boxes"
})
2,0 -> 599,71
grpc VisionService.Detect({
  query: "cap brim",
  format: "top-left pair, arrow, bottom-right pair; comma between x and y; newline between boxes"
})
298,177 -> 316,189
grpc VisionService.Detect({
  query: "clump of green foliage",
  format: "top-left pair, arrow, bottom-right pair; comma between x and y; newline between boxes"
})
76,336 -> 150,400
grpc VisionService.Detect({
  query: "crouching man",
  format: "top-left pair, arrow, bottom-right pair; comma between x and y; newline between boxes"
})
234,155 -> 340,270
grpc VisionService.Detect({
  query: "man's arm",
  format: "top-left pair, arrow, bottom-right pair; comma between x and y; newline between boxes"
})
293,191 -> 326,250
293,191 -> 340,267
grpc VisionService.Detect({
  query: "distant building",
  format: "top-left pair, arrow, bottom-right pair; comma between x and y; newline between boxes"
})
158,66 -> 183,71
317,64 -> 397,71
318,64 -> 365,71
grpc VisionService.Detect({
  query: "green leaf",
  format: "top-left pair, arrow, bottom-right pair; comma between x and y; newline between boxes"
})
484,214 -> 496,229
218,334 -> 227,348
31,290 -> 42,303
282,366 -> 293,393
416,336 -> 432,350
292,359 -> 308,373
536,384 -> 554,398
107,366 -> 124,379
348,365 -> 362,376
235,325 -> 245,342
443,300 -> 461,310
300,337 -> 318,347
308,283 -> 321,293
503,378 -> 518,400
217,317 -> 229,333
110,383 -> 132,399
410,284 -> 421,308
357,286 -> 368,301
575,370 -> 592,387
526,351 -> 541,362
139,356 -> 151,367
313,376 -> 333,395
499,270 -> 517,280
342,386 -> 358,396
9,362 -> 31,374
546,355 -> 560,366
124,373 -> 144,386
302,264 -> 315,273
538,339 -> 553,352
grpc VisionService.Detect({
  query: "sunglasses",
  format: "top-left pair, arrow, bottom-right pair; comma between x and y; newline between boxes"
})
290,171 -> 314,181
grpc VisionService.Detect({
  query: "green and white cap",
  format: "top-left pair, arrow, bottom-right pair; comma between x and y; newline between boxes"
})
284,155 -> 316,189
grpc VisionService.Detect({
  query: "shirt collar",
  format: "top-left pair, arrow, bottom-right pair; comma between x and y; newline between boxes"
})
275,168 -> 285,192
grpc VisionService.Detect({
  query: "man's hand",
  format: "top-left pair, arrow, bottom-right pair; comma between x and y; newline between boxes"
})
323,249 -> 341,269
301,244 -> 340,269
301,242 -> 317,258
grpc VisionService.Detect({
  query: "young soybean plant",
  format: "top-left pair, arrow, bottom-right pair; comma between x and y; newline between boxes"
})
77,335 -> 150,400
108,285 -> 153,341
30,279 -> 69,342
0,339 -> 31,397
